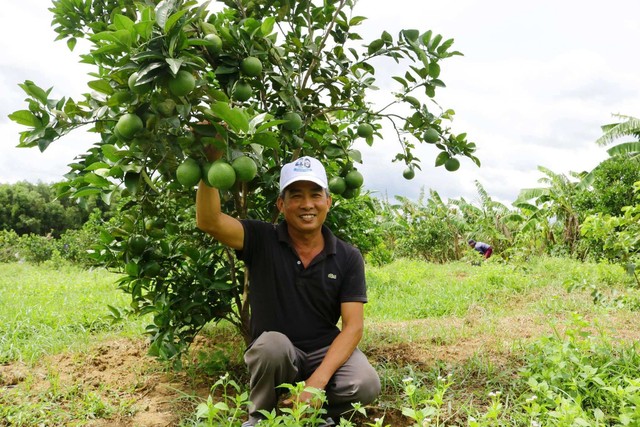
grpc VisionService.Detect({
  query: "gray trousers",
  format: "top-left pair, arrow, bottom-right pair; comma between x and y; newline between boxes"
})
244,331 -> 381,423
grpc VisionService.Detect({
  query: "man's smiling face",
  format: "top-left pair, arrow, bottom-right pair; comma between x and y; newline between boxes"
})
277,181 -> 331,234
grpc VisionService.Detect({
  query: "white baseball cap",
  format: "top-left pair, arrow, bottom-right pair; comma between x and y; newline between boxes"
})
279,156 -> 328,190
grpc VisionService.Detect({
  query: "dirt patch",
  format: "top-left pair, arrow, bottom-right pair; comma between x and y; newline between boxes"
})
1,338 -> 200,426
3,309 -> 640,426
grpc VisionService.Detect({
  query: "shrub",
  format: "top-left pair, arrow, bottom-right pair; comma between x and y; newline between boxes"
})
18,233 -> 57,264
0,229 -> 21,263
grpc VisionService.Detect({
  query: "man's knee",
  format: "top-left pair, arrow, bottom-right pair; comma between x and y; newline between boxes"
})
330,359 -> 381,405
245,331 -> 294,366
350,368 -> 381,405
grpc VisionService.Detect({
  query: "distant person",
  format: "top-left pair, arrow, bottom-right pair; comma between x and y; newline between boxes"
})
468,239 -> 493,259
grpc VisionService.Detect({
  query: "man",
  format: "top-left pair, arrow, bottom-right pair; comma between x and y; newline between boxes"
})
196,155 -> 381,426
468,239 -> 493,259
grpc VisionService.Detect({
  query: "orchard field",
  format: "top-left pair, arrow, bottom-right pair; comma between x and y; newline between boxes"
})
2,257 -> 640,426
3,0 -> 640,425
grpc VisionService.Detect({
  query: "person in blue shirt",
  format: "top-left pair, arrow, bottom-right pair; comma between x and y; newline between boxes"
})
468,239 -> 493,259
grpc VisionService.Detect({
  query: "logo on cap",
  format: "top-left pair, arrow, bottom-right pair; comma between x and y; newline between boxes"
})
293,157 -> 312,171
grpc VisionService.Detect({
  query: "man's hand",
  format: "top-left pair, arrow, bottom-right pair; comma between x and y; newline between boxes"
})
204,141 -> 224,162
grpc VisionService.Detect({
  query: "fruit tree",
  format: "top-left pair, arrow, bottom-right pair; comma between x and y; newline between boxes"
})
10,0 -> 479,361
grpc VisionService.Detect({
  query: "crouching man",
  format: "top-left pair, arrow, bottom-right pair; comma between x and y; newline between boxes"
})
196,155 -> 381,426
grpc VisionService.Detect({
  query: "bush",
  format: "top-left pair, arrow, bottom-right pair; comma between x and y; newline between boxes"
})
0,229 -> 21,263
57,209 -> 105,267
18,234 -> 57,264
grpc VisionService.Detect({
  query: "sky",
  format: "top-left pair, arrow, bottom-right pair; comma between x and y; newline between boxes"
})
1,0 -> 639,207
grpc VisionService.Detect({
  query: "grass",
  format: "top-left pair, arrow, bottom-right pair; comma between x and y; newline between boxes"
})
1,256 -> 640,426
0,262 -> 148,363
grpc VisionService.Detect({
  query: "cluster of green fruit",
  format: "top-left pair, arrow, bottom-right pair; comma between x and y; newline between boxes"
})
230,56 -> 262,101
327,169 -> 364,198
205,31 -> 264,102
175,155 -> 258,190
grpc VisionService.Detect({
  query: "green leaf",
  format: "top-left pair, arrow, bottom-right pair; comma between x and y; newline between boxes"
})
255,119 -> 286,133
349,16 -> 367,26
404,96 -> 421,109
435,151 -> 450,166
208,102 -> 249,133
165,9 -> 188,33
429,34 -> 443,51
402,29 -> 420,42
87,79 -> 114,95
348,150 -> 363,163
23,81 -> 49,104
324,144 -> 343,158
67,37 -> 77,51
155,0 -> 174,30
113,29 -> 133,48
83,172 -> 111,187
437,38 -> 455,54
135,20 -> 154,40
113,14 -> 135,32
101,144 -> 122,162
261,16 -> 275,35
9,110 -> 39,127
84,162 -> 112,171
367,39 -> 384,55
392,76 -> 408,88
166,58 -> 184,75
251,132 -> 279,149
73,187 -> 102,198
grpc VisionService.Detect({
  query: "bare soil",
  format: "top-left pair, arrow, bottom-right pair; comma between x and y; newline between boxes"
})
3,307 -> 640,426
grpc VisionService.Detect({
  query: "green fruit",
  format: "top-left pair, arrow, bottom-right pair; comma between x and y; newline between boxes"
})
356,123 -> 374,138
144,113 -> 158,130
444,158 -> 460,172
204,33 -> 223,56
115,113 -> 143,140
232,156 -> 258,182
328,176 -> 346,195
207,160 -> 236,190
144,261 -> 161,278
423,128 -> 440,143
128,72 -> 151,94
128,235 -> 147,256
232,81 -> 252,101
344,169 -> 364,189
403,167 -> 415,180
168,70 -> 196,97
342,187 -> 360,199
176,158 -> 202,187
157,99 -> 176,117
283,112 -> 303,131
240,56 -> 262,77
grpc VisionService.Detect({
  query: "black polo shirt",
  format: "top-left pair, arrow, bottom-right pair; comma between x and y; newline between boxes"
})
237,220 -> 367,352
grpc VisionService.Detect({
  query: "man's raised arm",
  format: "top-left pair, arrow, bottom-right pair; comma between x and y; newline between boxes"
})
196,174 -> 245,250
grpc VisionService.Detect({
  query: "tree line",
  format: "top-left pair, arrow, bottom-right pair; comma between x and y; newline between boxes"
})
0,181 -> 115,237
1,151 -> 638,266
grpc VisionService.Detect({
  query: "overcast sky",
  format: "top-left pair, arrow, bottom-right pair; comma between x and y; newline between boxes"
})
2,0 -> 639,207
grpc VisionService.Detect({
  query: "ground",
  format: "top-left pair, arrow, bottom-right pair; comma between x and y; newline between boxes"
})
3,303 -> 640,426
